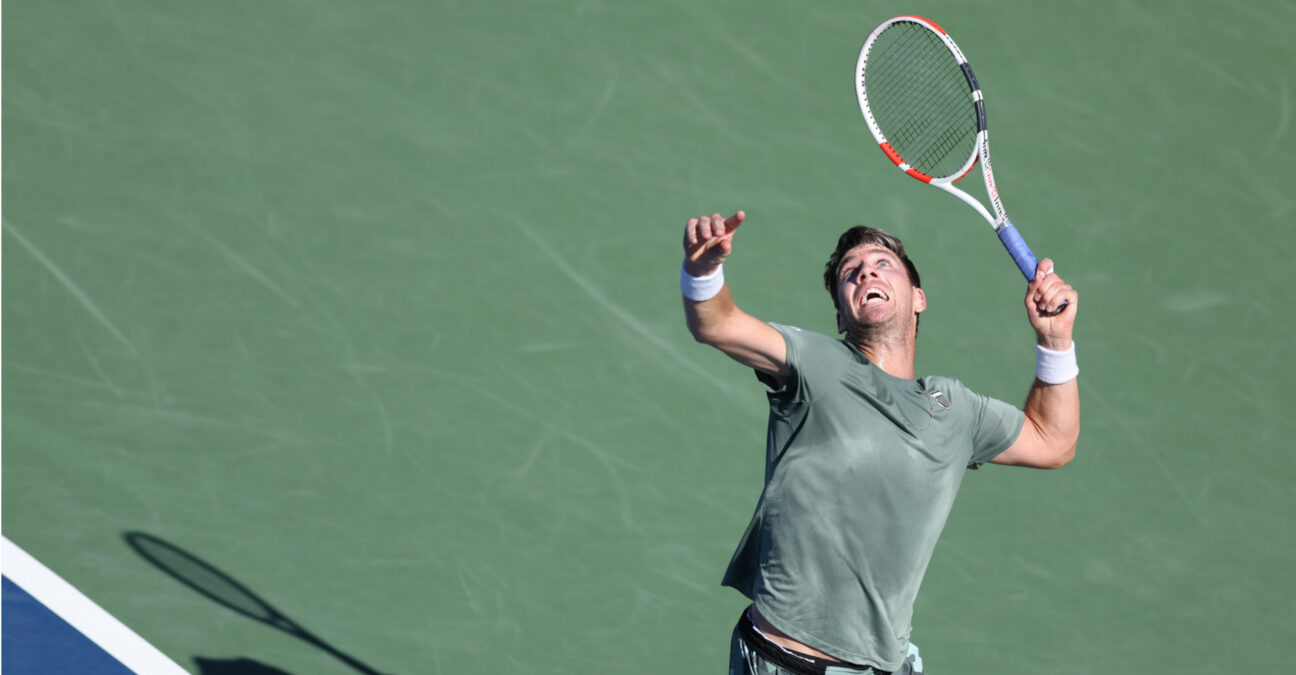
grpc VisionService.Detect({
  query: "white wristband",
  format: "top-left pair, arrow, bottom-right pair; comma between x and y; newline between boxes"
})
1036,342 -> 1079,384
680,262 -> 724,301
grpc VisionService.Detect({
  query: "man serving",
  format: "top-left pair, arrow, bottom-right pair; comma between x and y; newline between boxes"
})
680,211 -> 1080,675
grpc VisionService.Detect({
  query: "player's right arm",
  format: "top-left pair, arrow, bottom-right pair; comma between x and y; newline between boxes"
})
681,211 -> 789,380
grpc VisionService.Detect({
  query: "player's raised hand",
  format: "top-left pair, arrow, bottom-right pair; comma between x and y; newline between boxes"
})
683,211 -> 744,277
1026,258 -> 1077,350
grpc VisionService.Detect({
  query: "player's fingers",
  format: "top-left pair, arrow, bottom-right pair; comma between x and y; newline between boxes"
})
725,210 -> 745,233
1029,258 -> 1051,287
1031,272 -> 1058,298
708,214 -> 726,240
1029,259 -> 1061,301
721,211 -> 745,240
701,214 -> 720,241
686,211 -> 744,259
1037,281 -> 1074,314
1031,277 -> 1062,307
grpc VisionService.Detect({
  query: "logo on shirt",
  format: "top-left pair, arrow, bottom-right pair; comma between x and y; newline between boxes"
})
929,390 -> 951,409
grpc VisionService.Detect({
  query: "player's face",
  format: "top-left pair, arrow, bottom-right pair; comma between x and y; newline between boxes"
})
835,244 -> 925,334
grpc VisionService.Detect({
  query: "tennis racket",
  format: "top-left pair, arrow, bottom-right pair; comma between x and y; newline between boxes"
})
855,15 -> 1066,314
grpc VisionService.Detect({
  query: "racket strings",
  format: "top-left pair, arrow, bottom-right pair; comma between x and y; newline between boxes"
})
864,24 -> 978,178
872,34 -> 972,171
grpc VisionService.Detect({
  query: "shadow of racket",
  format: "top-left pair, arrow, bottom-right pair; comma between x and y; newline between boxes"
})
124,532 -> 385,675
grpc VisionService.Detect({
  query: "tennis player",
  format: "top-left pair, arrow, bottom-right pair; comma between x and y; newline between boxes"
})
680,211 -> 1080,674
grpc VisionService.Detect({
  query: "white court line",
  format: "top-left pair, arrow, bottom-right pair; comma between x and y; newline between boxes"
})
2,536 -> 189,674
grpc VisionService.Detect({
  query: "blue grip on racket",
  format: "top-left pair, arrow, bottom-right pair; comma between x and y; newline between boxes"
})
998,221 -> 1068,316
996,221 -> 1039,281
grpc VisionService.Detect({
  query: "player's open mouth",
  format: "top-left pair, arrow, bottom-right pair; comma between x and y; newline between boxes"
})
862,288 -> 889,305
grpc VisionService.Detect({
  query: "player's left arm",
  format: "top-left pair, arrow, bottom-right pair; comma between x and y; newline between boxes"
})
992,259 -> 1080,469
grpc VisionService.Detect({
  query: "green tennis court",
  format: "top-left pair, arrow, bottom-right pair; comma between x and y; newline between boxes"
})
4,1 -> 1293,672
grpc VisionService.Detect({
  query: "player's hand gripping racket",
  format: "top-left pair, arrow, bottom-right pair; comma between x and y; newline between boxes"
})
855,15 -> 1066,315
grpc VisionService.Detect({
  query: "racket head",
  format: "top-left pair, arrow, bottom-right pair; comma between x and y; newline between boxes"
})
856,16 -> 984,185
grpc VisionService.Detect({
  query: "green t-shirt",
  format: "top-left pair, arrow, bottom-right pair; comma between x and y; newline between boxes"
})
722,324 -> 1025,670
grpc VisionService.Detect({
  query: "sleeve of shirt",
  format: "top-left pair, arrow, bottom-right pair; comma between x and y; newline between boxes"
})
754,323 -> 805,415
754,323 -> 845,415
966,386 -> 1026,470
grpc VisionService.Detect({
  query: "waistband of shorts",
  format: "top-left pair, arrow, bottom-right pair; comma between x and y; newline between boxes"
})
737,608 -> 882,675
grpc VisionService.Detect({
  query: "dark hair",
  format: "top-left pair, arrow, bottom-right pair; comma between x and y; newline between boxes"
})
823,226 -> 922,312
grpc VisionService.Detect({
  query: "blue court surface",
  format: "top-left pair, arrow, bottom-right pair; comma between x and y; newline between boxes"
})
2,537 -> 187,674
4,578 -> 134,675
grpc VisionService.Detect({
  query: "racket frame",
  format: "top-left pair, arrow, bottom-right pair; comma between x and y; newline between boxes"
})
855,15 -> 1047,284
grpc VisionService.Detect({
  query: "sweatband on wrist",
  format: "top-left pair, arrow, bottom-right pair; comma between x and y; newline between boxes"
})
1036,342 -> 1079,384
680,261 -> 724,301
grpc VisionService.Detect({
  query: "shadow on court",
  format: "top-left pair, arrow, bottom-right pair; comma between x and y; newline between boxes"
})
193,657 -> 292,675
123,532 -> 387,675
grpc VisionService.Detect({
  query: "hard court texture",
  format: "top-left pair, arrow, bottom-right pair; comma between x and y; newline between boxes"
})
4,1 -> 1293,673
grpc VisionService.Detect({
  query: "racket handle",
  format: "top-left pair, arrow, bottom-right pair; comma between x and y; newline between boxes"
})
997,221 -> 1068,316
996,221 -> 1038,280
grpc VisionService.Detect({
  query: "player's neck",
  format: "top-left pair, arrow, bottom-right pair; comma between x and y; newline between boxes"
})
848,329 -> 917,380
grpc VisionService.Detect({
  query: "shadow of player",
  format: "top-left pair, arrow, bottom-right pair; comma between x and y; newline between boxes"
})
194,656 -> 292,674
